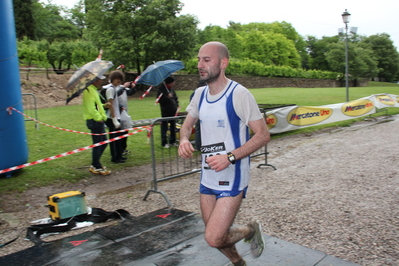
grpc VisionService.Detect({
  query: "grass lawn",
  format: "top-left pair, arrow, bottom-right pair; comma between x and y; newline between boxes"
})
1,81 -> 398,194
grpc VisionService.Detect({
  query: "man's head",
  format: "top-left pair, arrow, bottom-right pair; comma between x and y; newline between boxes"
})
91,76 -> 106,88
165,76 -> 175,86
197,42 -> 229,84
109,70 -> 125,86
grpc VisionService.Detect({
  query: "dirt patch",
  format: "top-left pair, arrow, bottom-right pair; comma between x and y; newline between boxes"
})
0,164 -> 152,213
21,72 -> 77,109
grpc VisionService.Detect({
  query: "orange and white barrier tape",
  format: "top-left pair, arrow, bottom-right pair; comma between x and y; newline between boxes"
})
155,93 -> 163,105
175,106 -> 180,116
0,127 -> 151,175
7,107 -> 149,136
139,86 -> 153,100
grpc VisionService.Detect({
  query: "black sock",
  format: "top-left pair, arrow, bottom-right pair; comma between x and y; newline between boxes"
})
233,258 -> 246,266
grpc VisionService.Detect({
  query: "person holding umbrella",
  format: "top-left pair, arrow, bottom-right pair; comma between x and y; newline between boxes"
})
82,76 -> 111,175
157,76 -> 179,148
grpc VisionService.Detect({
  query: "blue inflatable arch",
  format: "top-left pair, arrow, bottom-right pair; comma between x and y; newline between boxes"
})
0,0 -> 29,176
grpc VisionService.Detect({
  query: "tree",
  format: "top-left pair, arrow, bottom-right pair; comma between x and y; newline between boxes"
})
32,1 -> 80,42
84,0 -> 198,73
68,0 -> 86,38
18,37 -> 47,67
325,42 -> 379,80
44,40 -> 98,71
242,30 -> 301,68
13,0 -> 36,39
362,33 -> 399,82
197,23 -> 301,68
306,35 -> 340,71
229,21 -> 308,68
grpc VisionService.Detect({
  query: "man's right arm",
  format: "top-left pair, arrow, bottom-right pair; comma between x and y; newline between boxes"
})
178,114 -> 198,158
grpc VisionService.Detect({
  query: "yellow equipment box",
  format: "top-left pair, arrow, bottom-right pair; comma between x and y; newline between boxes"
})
47,191 -> 87,221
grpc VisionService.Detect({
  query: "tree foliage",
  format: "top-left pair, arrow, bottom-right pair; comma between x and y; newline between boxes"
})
13,0 -> 36,40
325,42 -> 379,79
306,35 -> 340,71
84,0 -> 198,73
362,33 -> 399,81
29,1 -> 81,42
198,22 -> 303,68
18,38 -> 98,70
18,37 -> 47,67
14,0 -> 399,80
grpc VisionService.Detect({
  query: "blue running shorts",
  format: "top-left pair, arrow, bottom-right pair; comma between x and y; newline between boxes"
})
200,184 -> 248,199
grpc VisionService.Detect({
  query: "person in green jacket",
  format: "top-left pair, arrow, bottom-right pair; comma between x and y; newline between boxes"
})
82,76 -> 111,175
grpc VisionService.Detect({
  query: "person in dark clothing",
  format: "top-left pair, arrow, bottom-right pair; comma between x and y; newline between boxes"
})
157,76 -> 179,148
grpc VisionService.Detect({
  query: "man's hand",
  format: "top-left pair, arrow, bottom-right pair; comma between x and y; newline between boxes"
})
178,139 -> 195,158
103,102 -> 111,109
112,117 -> 121,129
123,82 -> 131,88
206,154 -> 230,172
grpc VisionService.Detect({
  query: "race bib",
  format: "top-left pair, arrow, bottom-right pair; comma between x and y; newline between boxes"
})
200,142 -> 226,170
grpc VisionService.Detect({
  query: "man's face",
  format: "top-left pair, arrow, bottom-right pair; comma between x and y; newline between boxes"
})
112,79 -> 122,87
197,44 -> 222,84
92,79 -> 103,88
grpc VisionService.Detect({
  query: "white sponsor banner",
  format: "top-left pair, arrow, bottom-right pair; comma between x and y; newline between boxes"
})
265,93 -> 399,134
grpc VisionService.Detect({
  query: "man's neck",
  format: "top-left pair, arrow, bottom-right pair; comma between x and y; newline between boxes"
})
207,76 -> 228,95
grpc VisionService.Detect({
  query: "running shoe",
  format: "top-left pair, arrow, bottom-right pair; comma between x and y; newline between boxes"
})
244,221 -> 265,258
89,166 -> 111,175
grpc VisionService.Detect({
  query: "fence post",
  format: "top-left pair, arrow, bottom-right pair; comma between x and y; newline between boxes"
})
143,118 -> 173,207
256,145 -> 276,169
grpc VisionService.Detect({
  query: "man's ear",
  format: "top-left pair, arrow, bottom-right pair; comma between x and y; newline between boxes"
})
220,58 -> 229,69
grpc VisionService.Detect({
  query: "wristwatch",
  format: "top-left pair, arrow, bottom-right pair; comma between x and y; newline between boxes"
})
227,152 -> 236,165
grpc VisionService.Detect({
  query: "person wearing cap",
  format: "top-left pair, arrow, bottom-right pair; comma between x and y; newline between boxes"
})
82,76 -> 111,175
157,76 -> 179,148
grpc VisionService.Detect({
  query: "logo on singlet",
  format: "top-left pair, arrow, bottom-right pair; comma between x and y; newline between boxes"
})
219,181 -> 229,186
217,119 -> 225,128
200,142 -> 225,153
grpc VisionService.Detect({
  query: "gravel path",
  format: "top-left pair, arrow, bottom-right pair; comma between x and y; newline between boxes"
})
1,116 -> 398,265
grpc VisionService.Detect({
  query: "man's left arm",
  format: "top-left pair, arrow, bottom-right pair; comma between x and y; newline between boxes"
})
231,118 -> 270,160
206,118 -> 270,172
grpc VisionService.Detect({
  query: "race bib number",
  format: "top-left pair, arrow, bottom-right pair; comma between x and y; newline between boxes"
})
200,142 -> 226,170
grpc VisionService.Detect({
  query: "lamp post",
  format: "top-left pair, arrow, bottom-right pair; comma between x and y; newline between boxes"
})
342,9 -> 351,102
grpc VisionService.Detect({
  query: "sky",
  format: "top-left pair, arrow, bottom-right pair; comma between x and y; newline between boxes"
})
47,0 -> 399,50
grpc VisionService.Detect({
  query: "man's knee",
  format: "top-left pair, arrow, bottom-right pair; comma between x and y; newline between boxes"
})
204,230 -> 224,248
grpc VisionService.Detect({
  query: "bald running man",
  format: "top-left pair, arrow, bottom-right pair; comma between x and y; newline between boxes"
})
178,41 -> 271,265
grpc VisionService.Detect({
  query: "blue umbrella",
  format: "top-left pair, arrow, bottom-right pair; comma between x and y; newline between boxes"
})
136,60 -> 184,86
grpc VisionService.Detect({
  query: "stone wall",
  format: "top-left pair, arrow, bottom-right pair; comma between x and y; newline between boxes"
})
125,73 -> 368,91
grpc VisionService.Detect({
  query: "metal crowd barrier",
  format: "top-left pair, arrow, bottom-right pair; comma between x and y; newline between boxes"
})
142,115 -> 275,207
22,93 -> 39,129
